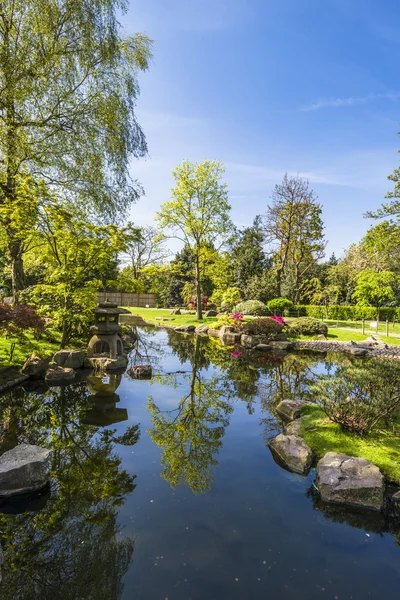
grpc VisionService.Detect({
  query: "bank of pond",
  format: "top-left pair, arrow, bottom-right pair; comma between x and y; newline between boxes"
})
0,325 -> 399,599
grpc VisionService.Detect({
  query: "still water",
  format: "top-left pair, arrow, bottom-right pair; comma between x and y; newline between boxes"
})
0,326 -> 399,600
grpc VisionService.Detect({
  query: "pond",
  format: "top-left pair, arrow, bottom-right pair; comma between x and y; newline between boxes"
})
0,326 -> 399,599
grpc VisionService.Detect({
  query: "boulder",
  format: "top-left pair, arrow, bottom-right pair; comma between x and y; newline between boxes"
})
316,452 -> 384,511
220,332 -> 242,345
276,399 -> 307,421
156,317 -> 175,321
241,334 -> 263,348
174,325 -> 196,333
286,418 -> 302,436
45,367 -> 75,384
170,308 -> 181,315
347,347 -> 369,356
21,354 -> 49,378
207,328 -> 220,337
268,434 -> 313,475
204,309 -> 218,317
392,490 -> 400,503
195,324 -> 209,335
269,341 -> 294,351
129,365 -> 152,379
317,334 -> 327,341
254,343 -> 271,351
0,444 -> 51,496
53,349 -> 85,369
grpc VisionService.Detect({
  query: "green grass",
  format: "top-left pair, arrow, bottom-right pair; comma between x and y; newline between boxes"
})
0,332 -> 61,367
325,318 -> 400,335
124,307 -> 220,328
300,404 -> 400,484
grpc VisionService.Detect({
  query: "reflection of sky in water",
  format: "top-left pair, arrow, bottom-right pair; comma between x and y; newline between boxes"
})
0,326 -> 398,600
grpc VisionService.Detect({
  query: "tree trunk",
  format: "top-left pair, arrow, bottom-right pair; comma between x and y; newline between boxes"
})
9,238 -> 25,302
195,252 -> 202,320
276,267 -> 282,298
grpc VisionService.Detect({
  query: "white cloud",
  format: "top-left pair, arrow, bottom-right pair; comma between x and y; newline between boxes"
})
301,91 -> 400,111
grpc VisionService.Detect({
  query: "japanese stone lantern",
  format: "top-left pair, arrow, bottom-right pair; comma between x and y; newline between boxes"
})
87,301 -> 131,365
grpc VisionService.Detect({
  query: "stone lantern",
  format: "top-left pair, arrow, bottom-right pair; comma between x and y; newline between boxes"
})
86,301 -> 131,370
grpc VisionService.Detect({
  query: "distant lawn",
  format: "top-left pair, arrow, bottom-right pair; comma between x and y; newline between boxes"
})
301,404 -> 400,484
0,332 -> 61,368
124,306 -> 219,328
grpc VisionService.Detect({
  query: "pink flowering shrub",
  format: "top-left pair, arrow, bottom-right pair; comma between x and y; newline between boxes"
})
270,315 -> 285,324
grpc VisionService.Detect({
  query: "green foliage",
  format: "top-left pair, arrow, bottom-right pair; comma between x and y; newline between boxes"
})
288,317 -> 328,336
295,303 -> 400,321
0,1 -> 152,294
218,286 -> 241,310
230,216 -> 268,294
235,299 -> 268,316
24,204 -> 128,346
301,404 -> 400,484
311,362 -> 400,435
267,297 -> 294,315
243,269 -> 278,304
107,266 -> 146,293
266,173 -> 325,300
156,159 -> 233,318
240,317 -> 284,337
352,270 -> 397,311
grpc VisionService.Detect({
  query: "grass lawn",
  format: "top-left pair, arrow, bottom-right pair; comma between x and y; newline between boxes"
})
124,306 -> 220,328
300,404 -> 400,484
325,318 -> 400,335
0,332 -> 61,367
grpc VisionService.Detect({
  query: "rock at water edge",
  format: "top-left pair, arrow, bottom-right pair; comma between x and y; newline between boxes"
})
316,452 -> 384,511
269,434 -> 313,475
276,399 -> 307,421
0,444 -> 51,496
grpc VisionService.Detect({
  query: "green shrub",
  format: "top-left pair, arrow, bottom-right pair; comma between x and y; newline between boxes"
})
235,300 -> 268,316
312,362 -> 400,434
288,317 -> 328,336
240,317 -> 284,337
295,304 -> 400,321
267,297 -> 294,315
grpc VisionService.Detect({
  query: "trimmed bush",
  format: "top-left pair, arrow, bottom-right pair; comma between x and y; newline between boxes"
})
235,300 -> 268,316
267,297 -> 294,315
295,304 -> 400,321
288,317 -> 328,337
240,317 -> 284,337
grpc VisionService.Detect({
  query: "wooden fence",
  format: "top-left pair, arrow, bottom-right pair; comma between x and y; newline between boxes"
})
97,292 -> 157,308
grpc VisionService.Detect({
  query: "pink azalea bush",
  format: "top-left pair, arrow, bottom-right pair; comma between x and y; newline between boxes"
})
270,315 -> 285,324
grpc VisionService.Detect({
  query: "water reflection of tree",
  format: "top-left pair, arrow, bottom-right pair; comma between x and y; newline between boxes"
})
0,381 -> 139,599
147,336 -> 234,494
127,324 -> 166,372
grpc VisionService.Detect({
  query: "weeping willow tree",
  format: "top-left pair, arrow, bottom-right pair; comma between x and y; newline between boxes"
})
0,0 -> 152,297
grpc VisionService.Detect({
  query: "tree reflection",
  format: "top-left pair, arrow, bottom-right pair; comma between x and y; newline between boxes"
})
0,380 -> 138,599
147,335 -> 234,494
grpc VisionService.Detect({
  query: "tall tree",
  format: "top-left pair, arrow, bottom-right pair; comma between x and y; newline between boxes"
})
0,0 -> 152,298
122,224 -> 168,278
156,159 -> 233,319
230,215 -> 269,295
265,173 -> 325,300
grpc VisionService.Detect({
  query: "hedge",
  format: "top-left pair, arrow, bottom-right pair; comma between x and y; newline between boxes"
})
293,305 -> 400,321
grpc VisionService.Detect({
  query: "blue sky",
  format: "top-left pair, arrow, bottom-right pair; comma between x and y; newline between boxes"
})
124,0 -> 400,257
